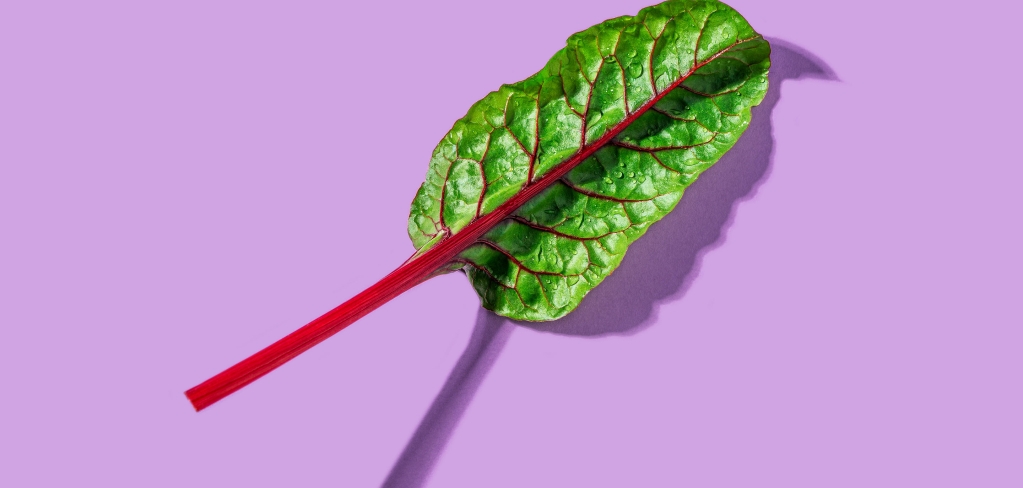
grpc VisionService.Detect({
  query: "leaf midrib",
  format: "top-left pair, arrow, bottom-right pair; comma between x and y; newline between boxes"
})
183,33 -> 764,412
422,33 -> 764,274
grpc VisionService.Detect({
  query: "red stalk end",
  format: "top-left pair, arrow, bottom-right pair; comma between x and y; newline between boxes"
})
185,256 -> 438,411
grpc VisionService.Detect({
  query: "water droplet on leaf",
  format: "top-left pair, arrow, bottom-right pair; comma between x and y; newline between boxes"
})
614,171 -> 624,178
627,63 -> 644,78
603,177 -> 613,184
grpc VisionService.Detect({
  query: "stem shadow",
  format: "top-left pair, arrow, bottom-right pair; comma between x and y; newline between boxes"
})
381,39 -> 836,487
381,308 -> 513,488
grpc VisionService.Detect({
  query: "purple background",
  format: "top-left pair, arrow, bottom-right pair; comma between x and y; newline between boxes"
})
1,1 -> 1020,486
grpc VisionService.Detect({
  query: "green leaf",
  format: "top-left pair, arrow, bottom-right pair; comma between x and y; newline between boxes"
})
409,0 -> 770,321
187,0 -> 773,412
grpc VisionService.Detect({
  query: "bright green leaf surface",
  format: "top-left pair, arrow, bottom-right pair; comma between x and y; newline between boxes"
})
408,0 -> 770,321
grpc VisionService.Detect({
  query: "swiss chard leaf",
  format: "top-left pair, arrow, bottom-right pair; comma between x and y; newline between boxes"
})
186,0 -> 769,411
408,0 -> 769,320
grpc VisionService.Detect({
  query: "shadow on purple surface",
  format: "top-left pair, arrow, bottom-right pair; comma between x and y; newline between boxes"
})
530,38 -> 837,336
382,309 -> 512,488
381,39 -> 835,487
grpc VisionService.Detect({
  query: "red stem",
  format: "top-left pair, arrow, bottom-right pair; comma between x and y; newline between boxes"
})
185,37 -> 758,411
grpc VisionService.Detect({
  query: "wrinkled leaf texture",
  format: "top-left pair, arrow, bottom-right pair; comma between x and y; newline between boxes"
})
408,0 -> 770,321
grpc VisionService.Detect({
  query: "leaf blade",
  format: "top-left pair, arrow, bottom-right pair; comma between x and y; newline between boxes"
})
409,0 -> 770,321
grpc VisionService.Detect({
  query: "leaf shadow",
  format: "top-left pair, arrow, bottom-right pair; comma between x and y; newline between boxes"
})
381,39 -> 836,487
529,38 -> 837,336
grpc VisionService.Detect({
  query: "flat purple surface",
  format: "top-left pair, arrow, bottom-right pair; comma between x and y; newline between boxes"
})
1,1 -> 1020,486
